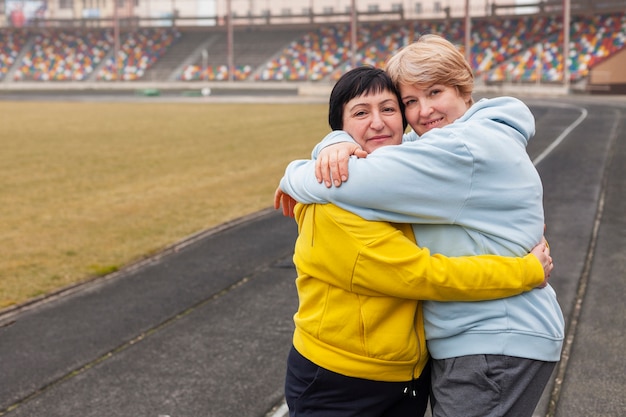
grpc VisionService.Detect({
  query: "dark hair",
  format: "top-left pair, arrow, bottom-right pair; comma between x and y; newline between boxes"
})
328,66 -> 407,131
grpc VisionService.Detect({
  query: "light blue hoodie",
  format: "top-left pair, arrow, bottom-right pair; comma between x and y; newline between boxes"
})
280,96 -> 564,361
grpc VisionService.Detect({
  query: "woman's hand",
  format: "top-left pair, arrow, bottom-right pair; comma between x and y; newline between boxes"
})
274,186 -> 297,218
315,142 -> 367,187
530,238 -> 553,288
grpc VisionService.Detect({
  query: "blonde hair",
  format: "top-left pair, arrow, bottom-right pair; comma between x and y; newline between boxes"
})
385,34 -> 474,104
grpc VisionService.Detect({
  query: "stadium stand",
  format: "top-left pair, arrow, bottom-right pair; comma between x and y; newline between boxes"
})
325,20 -> 466,81
178,28 -> 308,81
11,29 -> 111,81
143,31 -> 210,81
95,28 -> 180,81
256,25 -> 358,81
0,11 -> 624,89
485,12 -> 626,83
570,13 -> 626,78
0,29 -> 28,81
470,16 -> 561,73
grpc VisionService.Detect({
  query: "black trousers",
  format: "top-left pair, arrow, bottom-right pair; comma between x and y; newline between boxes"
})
285,346 -> 430,417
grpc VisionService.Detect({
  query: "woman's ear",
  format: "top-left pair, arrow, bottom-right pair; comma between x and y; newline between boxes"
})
464,93 -> 473,108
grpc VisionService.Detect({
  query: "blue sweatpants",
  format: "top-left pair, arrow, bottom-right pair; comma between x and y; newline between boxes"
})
285,346 -> 430,417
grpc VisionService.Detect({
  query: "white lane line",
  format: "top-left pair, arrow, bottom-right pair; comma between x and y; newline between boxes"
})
532,103 -> 588,166
267,400 -> 288,417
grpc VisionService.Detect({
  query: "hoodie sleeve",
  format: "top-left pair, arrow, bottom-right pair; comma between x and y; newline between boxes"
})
280,97 -> 535,225
281,133 -> 474,224
310,130 -> 419,158
294,204 -> 544,300
352,226 -> 544,300
311,130 -> 356,158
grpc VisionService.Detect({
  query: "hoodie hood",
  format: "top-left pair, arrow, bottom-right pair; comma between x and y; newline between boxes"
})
456,96 -> 536,147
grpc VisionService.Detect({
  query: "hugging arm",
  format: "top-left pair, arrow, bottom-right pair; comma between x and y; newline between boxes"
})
274,187 -> 297,218
294,204 -> 553,301
315,142 -> 367,187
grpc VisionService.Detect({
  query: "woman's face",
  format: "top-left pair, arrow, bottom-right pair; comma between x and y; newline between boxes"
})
399,83 -> 472,136
341,89 -> 405,154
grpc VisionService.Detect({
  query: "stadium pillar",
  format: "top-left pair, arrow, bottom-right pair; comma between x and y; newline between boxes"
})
563,0 -> 570,91
114,1 -> 121,81
350,0 -> 357,68
227,0 -> 234,81
202,49 -> 209,81
464,0 -> 471,67
536,42 -> 543,84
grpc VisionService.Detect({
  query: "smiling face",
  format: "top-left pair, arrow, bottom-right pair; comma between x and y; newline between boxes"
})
341,90 -> 405,153
400,83 -> 472,136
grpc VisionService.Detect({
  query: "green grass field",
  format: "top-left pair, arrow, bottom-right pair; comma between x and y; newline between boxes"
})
0,100 -> 328,309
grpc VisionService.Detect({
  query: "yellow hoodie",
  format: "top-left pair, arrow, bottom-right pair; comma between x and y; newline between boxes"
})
292,203 -> 544,382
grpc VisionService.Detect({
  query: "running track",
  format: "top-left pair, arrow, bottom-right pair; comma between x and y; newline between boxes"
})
0,95 -> 624,417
